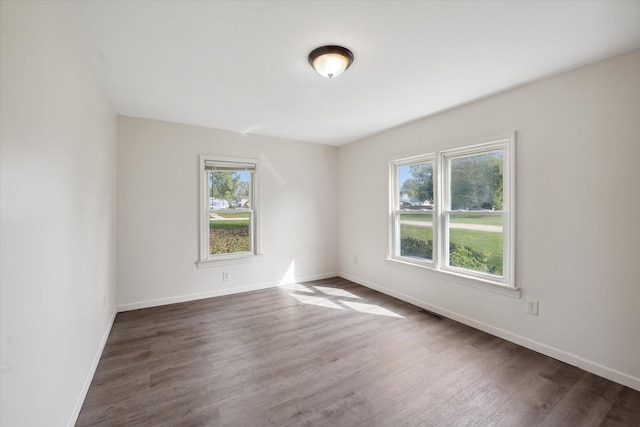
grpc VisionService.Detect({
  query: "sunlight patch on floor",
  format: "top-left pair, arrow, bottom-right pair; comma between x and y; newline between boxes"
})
339,300 -> 405,318
313,286 -> 361,299
286,284 -> 405,318
280,283 -> 315,293
288,293 -> 345,310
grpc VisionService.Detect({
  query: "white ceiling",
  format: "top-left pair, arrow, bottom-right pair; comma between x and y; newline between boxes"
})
66,1 -> 640,146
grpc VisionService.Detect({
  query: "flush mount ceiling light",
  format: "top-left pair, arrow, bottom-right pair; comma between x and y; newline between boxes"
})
308,45 -> 354,79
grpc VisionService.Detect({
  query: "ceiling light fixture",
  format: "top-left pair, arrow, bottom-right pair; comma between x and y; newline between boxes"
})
308,45 -> 354,79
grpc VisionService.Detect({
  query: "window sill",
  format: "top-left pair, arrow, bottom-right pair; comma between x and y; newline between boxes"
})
384,257 -> 520,299
197,254 -> 263,269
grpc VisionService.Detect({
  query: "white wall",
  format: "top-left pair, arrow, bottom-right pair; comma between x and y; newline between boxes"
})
0,2 -> 117,426
116,117 -> 338,309
338,49 -> 640,390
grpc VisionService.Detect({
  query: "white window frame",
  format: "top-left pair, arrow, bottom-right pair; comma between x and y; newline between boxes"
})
390,155 -> 437,268
197,155 -> 262,268
388,133 -> 516,292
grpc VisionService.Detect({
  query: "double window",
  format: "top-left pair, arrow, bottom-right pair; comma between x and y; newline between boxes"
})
198,156 -> 259,266
390,134 -> 515,287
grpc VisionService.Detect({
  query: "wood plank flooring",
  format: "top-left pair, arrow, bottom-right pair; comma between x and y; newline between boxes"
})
77,277 -> 640,426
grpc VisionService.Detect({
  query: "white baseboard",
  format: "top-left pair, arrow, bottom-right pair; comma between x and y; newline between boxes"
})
339,272 -> 640,392
117,271 -> 338,312
66,307 -> 117,427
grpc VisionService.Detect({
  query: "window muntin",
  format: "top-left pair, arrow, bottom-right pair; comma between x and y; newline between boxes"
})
390,135 -> 515,287
200,157 -> 258,263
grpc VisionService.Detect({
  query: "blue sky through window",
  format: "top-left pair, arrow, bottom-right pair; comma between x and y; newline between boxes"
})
398,166 -> 411,188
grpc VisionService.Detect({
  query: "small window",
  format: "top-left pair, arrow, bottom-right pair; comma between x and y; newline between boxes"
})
198,156 -> 259,266
390,134 -> 515,287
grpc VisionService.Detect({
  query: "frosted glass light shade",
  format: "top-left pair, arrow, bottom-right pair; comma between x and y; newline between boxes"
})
312,53 -> 349,79
308,46 -> 354,79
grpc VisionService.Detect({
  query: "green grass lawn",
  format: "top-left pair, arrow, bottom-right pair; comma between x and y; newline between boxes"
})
215,212 -> 250,219
400,213 -> 502,226
400,224 -> 502,275
209,211 -> 250,229
400,223 -> 433,241
449,229 -> 502,257
399,213 -> 432,222
210,220 -> 250,228
400,224 -> 433,260
450,214 -> 502,226
450,228 -> 502,275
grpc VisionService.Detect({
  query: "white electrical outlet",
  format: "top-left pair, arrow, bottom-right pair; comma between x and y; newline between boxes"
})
223,272 -> 230,281
527,300 -> 539,316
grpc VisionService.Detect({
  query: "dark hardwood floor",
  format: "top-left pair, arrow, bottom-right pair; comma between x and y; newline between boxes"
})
77,277 -> 640,426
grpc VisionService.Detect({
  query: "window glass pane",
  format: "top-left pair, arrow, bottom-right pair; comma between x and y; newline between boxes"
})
400,213 -> 433,261
397,162 -> 434,210
207,170 -> 253,255
210,212 -> 251,255
449,214 -> 503,276
450,151 -> 503,211
208,171 -> 252,211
